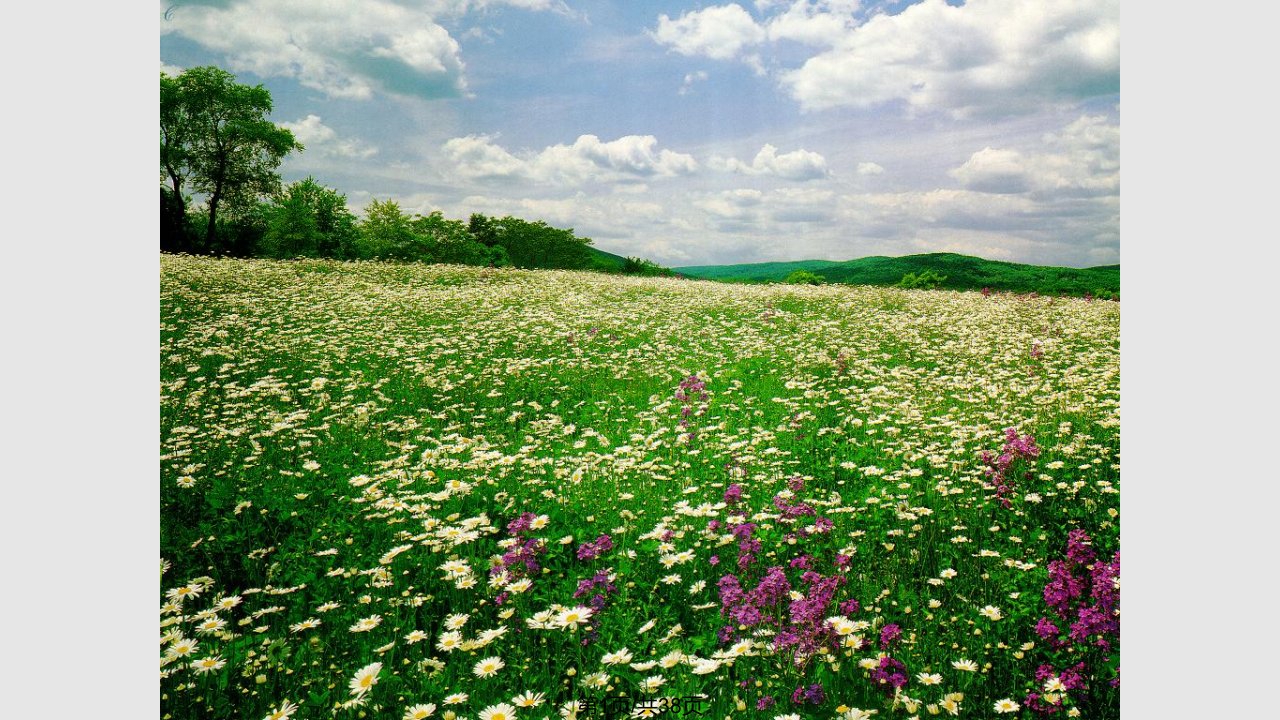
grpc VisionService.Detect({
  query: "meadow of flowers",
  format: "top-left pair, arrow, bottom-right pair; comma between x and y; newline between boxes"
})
160,255 -> 1119,720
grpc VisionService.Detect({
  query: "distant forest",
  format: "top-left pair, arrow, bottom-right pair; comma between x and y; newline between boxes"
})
160,65 -> 672,277
678,253 -> 1120,299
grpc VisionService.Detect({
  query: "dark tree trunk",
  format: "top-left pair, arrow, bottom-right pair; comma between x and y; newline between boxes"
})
204,161 -> 229,253
163,172 -> 189,253
160,188 -> 188,253
205,190 -> 220,253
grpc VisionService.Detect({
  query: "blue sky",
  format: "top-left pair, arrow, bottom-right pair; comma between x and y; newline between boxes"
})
160,0 -> 1119,267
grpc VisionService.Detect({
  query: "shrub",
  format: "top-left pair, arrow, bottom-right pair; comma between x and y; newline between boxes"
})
623,257 -> 673,277
784,269 -> 825,285
896,270 -> 947,289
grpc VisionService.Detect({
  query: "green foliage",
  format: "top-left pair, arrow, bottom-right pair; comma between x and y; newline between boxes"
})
260,178 -> 360,260
355,202 -> 511,266
161,66 -> 302,251
410,211 -> 487,265
896,269 -> 947,289
470,214 -> 595,269
467,213 -> 499,247
622,256 -> 674,277
160,76 -> 195,252
784,269 -> 826,285
485,243 -> 512,268
186,204 -> 267,257
261,193 -> 320,258
354,198 -> 414,259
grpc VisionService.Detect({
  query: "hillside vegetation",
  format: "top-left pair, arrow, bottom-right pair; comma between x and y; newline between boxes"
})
677,253 -> 1120,297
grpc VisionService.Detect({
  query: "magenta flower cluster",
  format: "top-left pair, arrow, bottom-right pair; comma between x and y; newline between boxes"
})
772,492 -> 816,520
717,565 -> 790,631
868,655 -> 909,694
572,569 -> 618,646
575,534 -> 613,562
492,512 -> 547,605
717,563 -> 852,666
833,350 -> 850,375
1036,530 -> 1120,649
790,683 -> 826,706
1024,662 -> 1088,715
1026,529 -> 1120,713
731,522 -> 762,570
866,624 -> 909,694
723,483 -> 743,505
505,512 -> 536,535
980,427 -> 1040,508
674,374 -> 709,442
879,623 -> 902,649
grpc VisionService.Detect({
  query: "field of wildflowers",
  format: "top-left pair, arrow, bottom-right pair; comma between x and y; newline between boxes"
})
161,255 -> 1119,720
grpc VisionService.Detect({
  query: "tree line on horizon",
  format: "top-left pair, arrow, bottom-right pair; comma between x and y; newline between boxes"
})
161,65 -> 672,277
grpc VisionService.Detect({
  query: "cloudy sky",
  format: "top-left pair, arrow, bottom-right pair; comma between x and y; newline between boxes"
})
160,0 -> 1119,268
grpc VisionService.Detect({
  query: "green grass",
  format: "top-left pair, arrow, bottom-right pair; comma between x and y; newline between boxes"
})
676,253 -> 1120,297
161,255 -> 1120,720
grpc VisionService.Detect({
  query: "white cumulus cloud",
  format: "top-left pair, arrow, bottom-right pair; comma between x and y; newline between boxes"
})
950,148 -> 1033,194
695,188 -> 766,221
949,115 -> 1119,197
780,0 -> 1119,115
160,0 -> 568,100
716,144 -> 830,181
651,4 -> 766,60
280,115 -> 378,159
439,135 -> 527,180
766,0 -> 862,47
443,134 -> 698,185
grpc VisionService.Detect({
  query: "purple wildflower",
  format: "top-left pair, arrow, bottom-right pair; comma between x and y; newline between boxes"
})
575,534 -> 613,562
723,483 -> 743,505
879,623 -> 902,649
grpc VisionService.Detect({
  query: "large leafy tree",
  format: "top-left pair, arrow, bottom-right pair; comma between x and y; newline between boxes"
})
160,66 -> 301,251
467,213 -> 593,269
357,199 -> 418,259
261,178 -> 361,259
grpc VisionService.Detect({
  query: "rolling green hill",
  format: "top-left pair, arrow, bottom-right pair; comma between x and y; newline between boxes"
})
587,246 -> 677,277
676,253 -> 1119,297
587,246 -> 629,270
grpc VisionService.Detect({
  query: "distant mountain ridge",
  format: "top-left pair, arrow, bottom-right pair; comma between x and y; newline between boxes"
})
675,252 -> 1119,297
